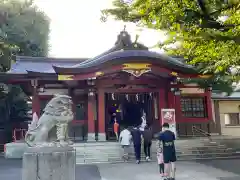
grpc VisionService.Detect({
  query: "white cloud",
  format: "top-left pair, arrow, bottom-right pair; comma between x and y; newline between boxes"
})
35,0 -> 165,58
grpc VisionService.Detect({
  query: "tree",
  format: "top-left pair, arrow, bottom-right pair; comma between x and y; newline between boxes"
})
0,0 -> 49,142
0,11 -> 16,72
0,0 -> 49,70
102,0 -> 240,92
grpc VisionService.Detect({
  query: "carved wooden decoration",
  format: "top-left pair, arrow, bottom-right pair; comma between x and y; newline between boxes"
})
122,63 -> 151,77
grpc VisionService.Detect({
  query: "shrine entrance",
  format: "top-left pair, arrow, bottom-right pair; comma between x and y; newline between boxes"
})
105,92 -> 159,140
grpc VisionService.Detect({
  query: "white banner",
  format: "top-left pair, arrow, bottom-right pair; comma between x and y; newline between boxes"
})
161,109 -> 177,137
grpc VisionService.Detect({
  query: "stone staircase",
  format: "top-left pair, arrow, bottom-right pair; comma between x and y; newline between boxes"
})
73,138 -> 240,164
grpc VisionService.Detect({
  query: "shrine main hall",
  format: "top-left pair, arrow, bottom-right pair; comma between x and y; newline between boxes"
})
1,30 -> 217,141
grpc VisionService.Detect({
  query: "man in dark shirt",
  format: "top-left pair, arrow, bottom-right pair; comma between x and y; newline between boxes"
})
158,123 -> 176,180
131,125 -> 142,164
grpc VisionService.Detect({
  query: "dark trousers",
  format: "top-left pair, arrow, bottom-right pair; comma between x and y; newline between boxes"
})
144,142 -> 152,158
134,144 -> 141,160
159,163 -> 164,174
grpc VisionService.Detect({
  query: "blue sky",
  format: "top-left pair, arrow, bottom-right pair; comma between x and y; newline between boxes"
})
35,0 -> 166,58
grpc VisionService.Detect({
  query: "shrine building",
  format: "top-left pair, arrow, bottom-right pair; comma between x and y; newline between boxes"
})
0,30 -> 218,141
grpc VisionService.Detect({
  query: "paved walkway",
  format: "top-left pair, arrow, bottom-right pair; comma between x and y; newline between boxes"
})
0,158 -> 240,180
99,161 -> 240,180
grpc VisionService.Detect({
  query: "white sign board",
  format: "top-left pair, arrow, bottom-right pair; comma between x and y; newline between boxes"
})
161,109 -> 177,137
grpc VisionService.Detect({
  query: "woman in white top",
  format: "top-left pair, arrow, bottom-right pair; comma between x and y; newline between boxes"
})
119,126 -> 132,161
139,112 -> 147,132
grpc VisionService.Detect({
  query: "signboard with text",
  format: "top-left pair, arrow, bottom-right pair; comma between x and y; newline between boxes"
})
161,109 -> 177,137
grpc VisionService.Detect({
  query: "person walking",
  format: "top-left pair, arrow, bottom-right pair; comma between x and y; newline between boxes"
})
113,117 -> 119,141
158,123 -> 177,180
131,125 -> 142,164
142,125 -> 153,161
119,126 -> 132,161
139,112 -> 147,133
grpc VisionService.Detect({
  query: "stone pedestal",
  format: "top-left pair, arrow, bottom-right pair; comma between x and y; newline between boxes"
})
98,133 -> 106,141
4,142 -> 27,159
22,146 -> 76,180
87,133 -> 96,142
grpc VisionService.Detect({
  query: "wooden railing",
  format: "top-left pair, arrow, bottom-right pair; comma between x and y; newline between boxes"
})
12,128 -> 27,142
192,125 -> 212,141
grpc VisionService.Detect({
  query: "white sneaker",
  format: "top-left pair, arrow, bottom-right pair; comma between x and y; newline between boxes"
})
146,156 -> 150,161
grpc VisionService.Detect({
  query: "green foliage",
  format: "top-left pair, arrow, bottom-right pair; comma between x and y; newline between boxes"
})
181,75 -> 234,94
0,85 -> 29,122
102,0 -> 240,92
0,0 -> 50,142
0,0 -> 50,71
8,85 -> 29,122
0,41 -> 16,72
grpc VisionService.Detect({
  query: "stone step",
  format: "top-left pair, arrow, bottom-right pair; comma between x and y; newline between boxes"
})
80,150 -> 232,158
74,144 -> 227,150
76,148 -> 240,157
76,150 -> 233,158
72,139 -> 216,146
76,153 -> 240,164
73,142 -> 216,147
73,139 -> 240,164
78,150 -> 239,157
74,147 -> 230,155
85,140 -> 234,148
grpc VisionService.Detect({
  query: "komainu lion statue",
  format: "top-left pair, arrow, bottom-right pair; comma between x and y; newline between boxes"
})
25,94 -> 74,147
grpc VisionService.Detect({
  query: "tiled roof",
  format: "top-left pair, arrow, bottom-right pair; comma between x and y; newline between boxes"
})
72,50 -> 192,69
53,50 -> 197,75
8,56 -> 87,73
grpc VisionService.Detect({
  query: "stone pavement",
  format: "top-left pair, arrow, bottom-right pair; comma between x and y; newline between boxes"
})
98,161 -> 240,180
1,157 -> 240,180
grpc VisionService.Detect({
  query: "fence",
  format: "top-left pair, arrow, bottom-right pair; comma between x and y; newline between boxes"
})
12,128 -> 27,142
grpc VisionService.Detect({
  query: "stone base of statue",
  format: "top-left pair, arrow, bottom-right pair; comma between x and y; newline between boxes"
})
4,141 -> 27,159
22,146 -> 76,180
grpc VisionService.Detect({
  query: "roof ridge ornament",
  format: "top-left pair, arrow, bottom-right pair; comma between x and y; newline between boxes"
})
115,26 -> 148,50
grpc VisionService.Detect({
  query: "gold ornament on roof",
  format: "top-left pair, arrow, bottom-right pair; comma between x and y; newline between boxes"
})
122,63 -> 151,77
171,72 -> 178,76
58,75 -> 73,81
95,71 -> 104,76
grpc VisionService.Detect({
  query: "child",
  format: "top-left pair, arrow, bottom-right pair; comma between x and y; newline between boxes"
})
119,126 -> 132,161
113,118 -> 119,141
157,147 -> 165,177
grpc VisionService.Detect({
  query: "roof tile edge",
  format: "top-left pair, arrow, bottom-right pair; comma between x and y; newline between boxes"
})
15,56 -> 89,62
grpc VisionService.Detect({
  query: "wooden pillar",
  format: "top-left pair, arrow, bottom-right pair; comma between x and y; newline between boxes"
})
206,88 -> 213,121
87,91 -> 96,141
159,88 -> 166,127
97,88 -> 106,141
31,79 -> 40,118
174,94 -> 181,122
167,91 -> 175,108
213,100 -> 222,135
68,88 -> 76,120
